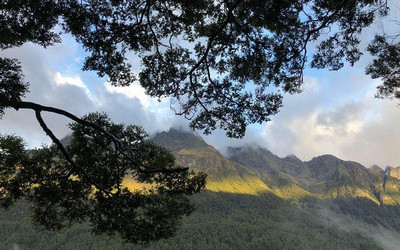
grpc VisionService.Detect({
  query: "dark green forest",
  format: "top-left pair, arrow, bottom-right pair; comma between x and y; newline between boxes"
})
3,192 -> 399,250
2,130 -> 400,250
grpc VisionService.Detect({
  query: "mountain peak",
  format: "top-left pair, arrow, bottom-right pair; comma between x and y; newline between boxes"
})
152,128 -> 209,152
370,164 -> 385,175
311,154 -> 341,162
306,154 -> 367,171
284,154 -> 302,162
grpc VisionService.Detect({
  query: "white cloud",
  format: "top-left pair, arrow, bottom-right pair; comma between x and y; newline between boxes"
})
54,71 -> 94,98
202,67 -> 400,168
104,81 -> 153,108
253,72 -> 400,167
0,38 -> 185,148
54,72 -> 86,89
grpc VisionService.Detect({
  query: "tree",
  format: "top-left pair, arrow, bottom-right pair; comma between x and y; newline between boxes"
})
0,0 -> 398,244
367,35 -> 400,99
0,113 -> 206,243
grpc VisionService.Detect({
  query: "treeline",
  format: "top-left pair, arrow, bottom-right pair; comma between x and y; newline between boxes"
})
2,191 -> 398,249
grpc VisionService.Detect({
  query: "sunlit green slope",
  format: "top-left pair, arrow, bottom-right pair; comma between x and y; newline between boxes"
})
152,129 -> 271,195
226,144 -> 400,205
153,129 -> 400,205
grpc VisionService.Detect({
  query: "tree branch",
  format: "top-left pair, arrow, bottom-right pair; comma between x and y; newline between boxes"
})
34,109 -> 76,179
4,100 -> 188,174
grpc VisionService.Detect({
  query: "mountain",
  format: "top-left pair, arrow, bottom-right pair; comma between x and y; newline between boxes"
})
151,128 -> 209,151
371,164 -> 385,175
153,129 -> 271,195
386,166 -> 400,180
227,145 -> 313,199
2,128 -> 400,249
226,145 -> 400,205
149,129 -> 400,249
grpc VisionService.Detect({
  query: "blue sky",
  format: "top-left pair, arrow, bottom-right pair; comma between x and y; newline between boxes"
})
1,3 -> 400,168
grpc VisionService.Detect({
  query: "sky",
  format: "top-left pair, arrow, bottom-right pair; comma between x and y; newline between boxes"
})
1,3 -> 400,168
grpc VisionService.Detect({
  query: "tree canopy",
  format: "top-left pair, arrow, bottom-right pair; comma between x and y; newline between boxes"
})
0,0 -> 399,244
1,0 -> 397,137
0,113 -> 206,243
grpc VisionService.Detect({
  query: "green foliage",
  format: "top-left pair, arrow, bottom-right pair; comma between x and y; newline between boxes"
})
0,114 -> 206,244
334,197 -> 400,230
0,58 -> 28,117
0,134 -> 27,208
367,35 -> 400,99
0,0 -> 61,49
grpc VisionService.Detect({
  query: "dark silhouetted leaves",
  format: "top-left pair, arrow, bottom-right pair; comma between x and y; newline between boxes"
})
0,113 -> 206,244
1,0 -> 393,137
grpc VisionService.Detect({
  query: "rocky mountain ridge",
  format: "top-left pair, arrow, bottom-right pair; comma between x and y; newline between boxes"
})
153,128 -> 400,205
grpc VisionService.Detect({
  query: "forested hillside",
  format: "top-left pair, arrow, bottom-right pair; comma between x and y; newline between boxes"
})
2,129 -> 400,249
